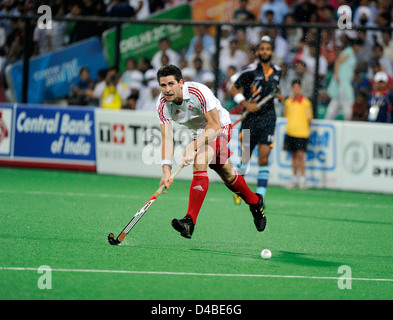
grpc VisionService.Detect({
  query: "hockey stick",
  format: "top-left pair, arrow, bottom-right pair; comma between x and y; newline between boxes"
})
108,164 -> 185,245
232,84 -> 279,127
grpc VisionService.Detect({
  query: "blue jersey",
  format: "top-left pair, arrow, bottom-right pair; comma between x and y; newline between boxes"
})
234,63 -> 281,118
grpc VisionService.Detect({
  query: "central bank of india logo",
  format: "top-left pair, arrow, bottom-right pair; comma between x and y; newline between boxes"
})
343,141 -> 368,174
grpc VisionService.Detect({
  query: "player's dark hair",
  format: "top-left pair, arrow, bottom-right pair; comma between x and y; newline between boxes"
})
292,79 -> 302,87
79,66 -> 89,75
373,43 -> 383,51
259,36 -> 274,51
156,64 -> 183,83
349,38 -> 364,47
159,37 -> 171,44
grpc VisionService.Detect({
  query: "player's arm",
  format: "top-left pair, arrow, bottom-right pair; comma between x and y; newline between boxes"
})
307,99 -> 314,124
229,71 -> 262,113
160,123 -> 174,192
333,53 -> 347,81
283,99 -> 289,118
276,86 -> 285,103
229,83 -> 260,113
182,108 -> 222,166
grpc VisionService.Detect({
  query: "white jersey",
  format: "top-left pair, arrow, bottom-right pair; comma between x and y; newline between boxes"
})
156,82 -> 231,135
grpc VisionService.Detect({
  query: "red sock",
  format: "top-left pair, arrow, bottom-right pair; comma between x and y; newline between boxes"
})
186,171 -> 209,224
225,173 -> 259,205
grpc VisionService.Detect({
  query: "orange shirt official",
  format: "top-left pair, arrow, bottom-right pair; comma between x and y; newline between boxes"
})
284,96 -> 313,138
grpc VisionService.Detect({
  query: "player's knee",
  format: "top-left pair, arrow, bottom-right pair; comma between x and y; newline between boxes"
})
258,157 -> 269,166
194,163 -> 209,171
221,171 -> 236,184
212,164 -> 235,184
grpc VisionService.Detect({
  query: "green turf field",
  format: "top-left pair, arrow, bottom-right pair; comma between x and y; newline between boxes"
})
1,167 -> 392,300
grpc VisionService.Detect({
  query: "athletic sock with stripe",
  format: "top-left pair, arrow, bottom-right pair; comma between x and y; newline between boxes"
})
186,171 -> 209,225
225,172 -> 259,205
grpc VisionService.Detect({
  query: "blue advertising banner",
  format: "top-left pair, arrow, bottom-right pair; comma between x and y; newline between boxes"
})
275,120 -> 337,171
13,104 -> 96,165
6,37 -> 107,104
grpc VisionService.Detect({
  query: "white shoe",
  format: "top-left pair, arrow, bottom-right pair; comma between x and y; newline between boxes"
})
299,177 -> 307,189
286,180 -> 298,189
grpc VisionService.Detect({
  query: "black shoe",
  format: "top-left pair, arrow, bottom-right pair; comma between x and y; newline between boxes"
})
249,194 -> 266,232
171,216 -> 194,239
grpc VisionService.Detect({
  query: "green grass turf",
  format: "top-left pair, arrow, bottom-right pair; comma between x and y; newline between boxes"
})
0,167 -> 392,300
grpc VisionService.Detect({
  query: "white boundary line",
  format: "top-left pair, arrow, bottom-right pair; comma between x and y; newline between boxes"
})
1,267 -> 393,283
0,189 -> 391,209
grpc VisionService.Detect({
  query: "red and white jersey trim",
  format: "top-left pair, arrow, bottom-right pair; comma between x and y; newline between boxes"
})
188,87 -> 207,114
156,82 -> 231,131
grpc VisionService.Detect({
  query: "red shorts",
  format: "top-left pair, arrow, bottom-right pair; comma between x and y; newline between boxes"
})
208,124 -> 233,170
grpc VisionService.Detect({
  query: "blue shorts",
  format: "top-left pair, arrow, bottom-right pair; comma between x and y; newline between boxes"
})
240,113 -> 276,152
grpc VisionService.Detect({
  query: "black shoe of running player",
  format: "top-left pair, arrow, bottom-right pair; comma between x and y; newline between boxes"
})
171,216 -> 194,239
249,194 -> 266,232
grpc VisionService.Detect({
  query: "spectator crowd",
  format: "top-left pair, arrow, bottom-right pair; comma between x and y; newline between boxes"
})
0,0 -> 392,123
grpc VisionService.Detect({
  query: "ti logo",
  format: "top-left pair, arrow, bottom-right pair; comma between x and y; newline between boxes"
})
113,124 -> 125,144
99,122 -> 125,144
0,111 -> 9,145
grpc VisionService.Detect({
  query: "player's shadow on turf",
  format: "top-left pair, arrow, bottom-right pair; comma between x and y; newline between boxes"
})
275,251 -> 341,268
189,248 -> 259,260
